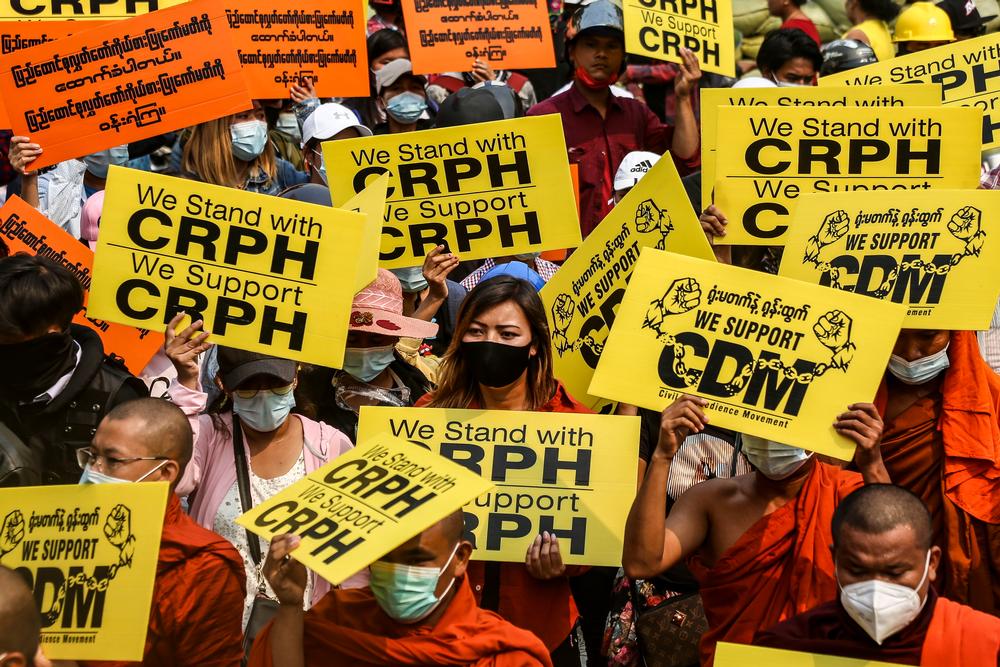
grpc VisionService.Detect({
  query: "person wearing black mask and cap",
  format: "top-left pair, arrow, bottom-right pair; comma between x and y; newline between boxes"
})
0,255 -> 146,486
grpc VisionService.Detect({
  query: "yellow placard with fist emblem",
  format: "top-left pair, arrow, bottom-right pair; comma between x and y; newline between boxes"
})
0,483 -> 168,660
541,157 -> 714,414
779,191 -> 1000,330
589,249 -> 905,459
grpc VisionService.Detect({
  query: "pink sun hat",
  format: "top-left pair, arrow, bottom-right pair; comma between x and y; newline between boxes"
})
349,269 -> 439,339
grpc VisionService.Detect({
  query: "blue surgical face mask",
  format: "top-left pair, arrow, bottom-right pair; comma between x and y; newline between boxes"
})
233,389 -> 296,432
79,460 -> 168,485
276,112 -> 301,142
231,120 -> 269,161
385,92 -> 428,124
369,543 -> 459,623
342,345 -> 396,382
311,149 -> 327,184
390,267 -> 427,293
888,344 -> 950,385
84,145 -> 130,178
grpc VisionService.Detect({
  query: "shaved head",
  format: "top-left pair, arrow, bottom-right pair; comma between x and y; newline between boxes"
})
103,398 -> 193,470
0,566 -> 40,661
832,484 -> 933,550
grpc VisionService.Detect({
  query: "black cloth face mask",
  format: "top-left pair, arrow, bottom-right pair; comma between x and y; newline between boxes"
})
0,331 -> 77,401
461,340 -> 532,388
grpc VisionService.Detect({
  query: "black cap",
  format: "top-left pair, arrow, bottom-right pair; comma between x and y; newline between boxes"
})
434,88 -> 505,128
217,347 -> 297,389
937,0 -> 995,31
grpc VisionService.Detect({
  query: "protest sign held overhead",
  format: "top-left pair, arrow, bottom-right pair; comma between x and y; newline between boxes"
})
237,435 -> 491,585
822,34 -> 1000,152
715,643 -> 904,667
357,406 -> 639,567
0,196 -> 161,374
87,167 -> 367,368
623,0 -> 735,77
780,190 -> 1000,330
589,249 -> 905,460
0,482 -> 167,660
0,0 -> 252,170
541,157 -> 714,415
324,114 -> 582,269
223,0 -> 368,99
0,0 -> 185,19
698,85 -> 942,211
400,0 -> 554,74
712,105 -> 982,246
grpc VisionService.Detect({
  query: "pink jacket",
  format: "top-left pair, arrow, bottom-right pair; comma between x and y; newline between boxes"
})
170,380 -> 366,603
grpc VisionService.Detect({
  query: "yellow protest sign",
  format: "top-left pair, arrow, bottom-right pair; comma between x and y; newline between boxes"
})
237,436 -> 492,585
779,190 -> 1000,330
715,643 -> 906,666
88,167 -> 367,368
357,406 -> 639,566
0,0 -> 187,19
699,85 -> 942,212
541,157 -> 714,415
712,106 -> 983,246
323,114 -> 582,269
0,483 -> 167,661
623,0 -> 735,77
821,34 -> 1000,152
341,172 -> 388,292
589,249 -> 905,460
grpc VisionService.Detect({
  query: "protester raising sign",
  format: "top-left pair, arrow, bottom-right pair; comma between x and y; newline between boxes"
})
0,196 -> 162,374
623,0 -> 735,77
0,483 -> 167,660
715,643 -> 903,666
0,0 -> 252,170
779,190 -> 1000,330
541,157 -> 714,415
821,34 -> 1000,152
357,407 -> 639,567
324,114 -> 582,269
589,249 -> 905,460
713,105 -> 983,246
237,435 -> 491,585
87,167 -> 368,369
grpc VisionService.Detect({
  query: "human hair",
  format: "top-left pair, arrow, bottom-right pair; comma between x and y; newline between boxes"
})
0,566 -> 40,660
756,27 -> 823,74
181,113 -> 276,189
832,484 -> 933,551
0,254 -> 84,339
368,28 -> 408,65
858,0 -> 900,21
105,398 -> 194,470
426,277 -> 558,410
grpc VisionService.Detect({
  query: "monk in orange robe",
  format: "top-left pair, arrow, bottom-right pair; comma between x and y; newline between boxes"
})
756,484 -> 1000,666
623,396 -> 889,665
79,398 -> 245,667
250,510 -> 552,667
877,330 -> 1000,614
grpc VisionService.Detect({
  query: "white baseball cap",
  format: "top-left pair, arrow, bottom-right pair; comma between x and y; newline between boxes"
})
614,151 -> 660,191
301,103 -> 372,149
732,76 -> 778,89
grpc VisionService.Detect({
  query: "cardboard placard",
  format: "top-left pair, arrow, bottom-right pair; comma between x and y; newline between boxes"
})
357,406 -> 639,566
324,114 -> 582,269
821,34 -> 1000,152
623,0 -> 735,77
779,190 -> 1000,330
340,172 -> 388,292
0,195 -> 162,374
0,483 -> 168,661
237,436 -> 492,585
0,0 -> 186,20
715,643 -> 907,666
0,0 -> 252,169
541,156 -> 714,415
589,249 -> 906,460
712,105 -> 983,246
400,0 -> 555,75
88,167 -> 368,369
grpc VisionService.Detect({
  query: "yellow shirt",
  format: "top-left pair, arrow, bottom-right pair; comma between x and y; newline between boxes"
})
845,19 -> 895,63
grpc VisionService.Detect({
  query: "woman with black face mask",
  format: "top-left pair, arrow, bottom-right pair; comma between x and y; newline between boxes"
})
416,276 -> 591,667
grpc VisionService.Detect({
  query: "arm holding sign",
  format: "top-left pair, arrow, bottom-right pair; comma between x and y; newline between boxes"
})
670,49 -> 702,164
412,245 -> 461,323
8,136 -> 41,209
836,403 -> 890,484
257,534 -> 307,667
700,205 -> 731,264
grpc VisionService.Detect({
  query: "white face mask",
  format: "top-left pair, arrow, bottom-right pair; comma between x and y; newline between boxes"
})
233,389 -> 296,432
230,120 -> 269,161
839,550 -> 931,644
276,112 -> 301,142
741,435 -> 813,480
771,74 -> 809,87
79,460 -> 168,485
887,344 -> 950,385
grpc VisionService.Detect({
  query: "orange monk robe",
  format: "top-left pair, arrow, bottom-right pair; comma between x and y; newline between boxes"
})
875,331 -> 1000,614
82,494 -> 246,667
687,461 -> 862,666
248,577 -> 553,667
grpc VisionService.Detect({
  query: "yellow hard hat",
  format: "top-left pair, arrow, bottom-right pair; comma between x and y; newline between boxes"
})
893,2 -> 956,42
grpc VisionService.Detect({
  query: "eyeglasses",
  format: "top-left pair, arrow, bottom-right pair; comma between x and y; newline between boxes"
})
76,447 -> 170,472
233,383 -> 295,400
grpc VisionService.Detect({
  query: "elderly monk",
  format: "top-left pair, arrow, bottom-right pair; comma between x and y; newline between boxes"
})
756,484 -> 1000,665
79,398 -> 245,667
623,395 -> 889,665
876,330 -> 1000,613
250,509 -> 553,667
0,566 -> 52,667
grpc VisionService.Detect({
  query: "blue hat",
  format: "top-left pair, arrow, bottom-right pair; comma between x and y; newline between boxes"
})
481,261 -> 546,291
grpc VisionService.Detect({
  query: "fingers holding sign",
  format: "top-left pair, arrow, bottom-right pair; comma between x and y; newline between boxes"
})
289,76 -> 318,104
674,48 -> 702,99
263,534 -> 308,607
164,313 -> 212,390
9,136 -> 42,175
423,245 -> 460,302
836,403 -> 890,484
526,532 -> 566,580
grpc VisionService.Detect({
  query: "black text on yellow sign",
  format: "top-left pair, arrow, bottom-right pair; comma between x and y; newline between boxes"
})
0,0 -> 186,19
623,0 -> 735,77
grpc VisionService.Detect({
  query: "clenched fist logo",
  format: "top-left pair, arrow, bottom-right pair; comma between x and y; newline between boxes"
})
551,294 -> 576,355
644,278 -> 701,338
104,504 -> 132,548
814,310 -> 856,370
0,509 -> 24,558
805,210 -> 850,262
634,198 -> 675,249
948,206 -> 982,241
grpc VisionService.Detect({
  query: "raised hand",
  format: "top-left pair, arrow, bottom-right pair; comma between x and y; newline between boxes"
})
163,313 -> 212,390
525,532 -> 565,580
263,534 -> 307,607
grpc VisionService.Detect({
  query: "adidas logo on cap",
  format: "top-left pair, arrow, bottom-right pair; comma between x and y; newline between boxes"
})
630,159 -> 654,173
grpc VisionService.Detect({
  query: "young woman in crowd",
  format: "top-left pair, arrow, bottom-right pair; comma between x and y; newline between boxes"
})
842,0 -> 899,61
767,0 -> 821,44
343,28 -> 411,128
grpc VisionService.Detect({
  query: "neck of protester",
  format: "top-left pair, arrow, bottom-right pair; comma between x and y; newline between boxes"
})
388,116 -> 417,134
573,78 -> 611,114
478,373 -> 530,411
242,413 -> 294,452
751,454 -> 815,499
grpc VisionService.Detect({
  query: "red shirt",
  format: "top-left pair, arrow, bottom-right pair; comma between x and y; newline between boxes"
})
782,16 -> 822,45
527,84 -> 700,239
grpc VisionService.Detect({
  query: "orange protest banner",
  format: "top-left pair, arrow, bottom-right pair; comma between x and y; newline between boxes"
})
0,0 -> 252,170
0,196 -> 162,374
401,0 -> 554,75
224,0 -> 368,99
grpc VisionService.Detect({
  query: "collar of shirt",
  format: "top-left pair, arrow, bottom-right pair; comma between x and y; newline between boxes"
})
567,81 -> 623,115
29,340 -> 82,405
